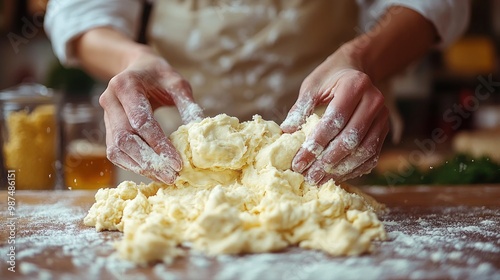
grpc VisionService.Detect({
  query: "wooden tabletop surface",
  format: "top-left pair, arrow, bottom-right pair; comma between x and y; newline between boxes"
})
0,185 -> 499,280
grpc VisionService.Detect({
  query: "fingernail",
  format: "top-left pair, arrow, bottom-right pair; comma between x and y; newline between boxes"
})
281,113 -> 300,133
172,158 -> 183,172
294,160 -> 307,173
307,169 -> 325,185
158,171 -> 175,185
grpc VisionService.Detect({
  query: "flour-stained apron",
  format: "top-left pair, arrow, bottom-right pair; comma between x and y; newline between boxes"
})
147,0 -> 359,132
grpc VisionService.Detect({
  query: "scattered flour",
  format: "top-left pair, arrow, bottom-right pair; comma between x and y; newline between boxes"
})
1,192 -> 499,279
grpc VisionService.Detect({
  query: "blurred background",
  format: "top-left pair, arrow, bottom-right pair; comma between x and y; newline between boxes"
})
0,0 -> 499,189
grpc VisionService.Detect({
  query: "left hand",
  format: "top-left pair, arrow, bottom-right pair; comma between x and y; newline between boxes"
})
281,46 -> 390,185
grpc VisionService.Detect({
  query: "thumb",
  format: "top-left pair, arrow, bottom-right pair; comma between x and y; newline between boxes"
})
280,97 -> 315,133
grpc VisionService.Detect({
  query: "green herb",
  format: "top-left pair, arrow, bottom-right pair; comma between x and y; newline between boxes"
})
363,154 -> 500,186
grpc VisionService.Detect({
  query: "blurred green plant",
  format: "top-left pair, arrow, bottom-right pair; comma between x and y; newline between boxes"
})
46,62 -> 95,96
365,154 -> 500,186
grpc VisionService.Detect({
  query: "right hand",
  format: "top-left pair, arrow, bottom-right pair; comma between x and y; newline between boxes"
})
99,52 -> 204,184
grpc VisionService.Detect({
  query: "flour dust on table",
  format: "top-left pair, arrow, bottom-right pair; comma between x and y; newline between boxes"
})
84,114 -> 386,264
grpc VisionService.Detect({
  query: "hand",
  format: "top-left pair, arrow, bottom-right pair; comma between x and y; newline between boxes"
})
281,46 -> 389,185
99,52 -> 204,184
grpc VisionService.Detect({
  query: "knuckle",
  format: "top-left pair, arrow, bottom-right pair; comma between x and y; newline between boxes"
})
372,92 -> 385,107
351,72 -> 383,102
108,74 -> 125,91
322,115 -> 344,134
357,145 -> 377,160
301,138 -> 325,158
166,73 -> 191,91
99,90 -> 114,108
106,145 -> 120,163
367,138 -> 379,153
366,146 -> 378,158
129,110 -> 154,131
151,141 -> 166,153
351,72 -> 372,89
320,148 -> 340,166
362,157 -> 379,173
300,77 -> 313,91
339,129 -> 359,151
114,130 -> 134,150
299,77 -> 319,98
108,72 -> 141,94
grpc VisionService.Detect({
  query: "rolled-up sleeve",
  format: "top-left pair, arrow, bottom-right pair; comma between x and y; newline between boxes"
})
357,0 -> 471,48
44,0 -> 142,66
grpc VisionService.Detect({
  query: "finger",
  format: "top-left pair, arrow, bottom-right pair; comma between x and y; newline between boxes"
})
318,104 -> 388,178
304,103 -> 385,186
337,154 -> 380,182
291,73 -> 371,173
106,145 -> 144,177
304,164 -> 327,186
119,133 -> 177,184
158,70 -> 205,124
100,91 -> 178,184
281,67 -> 345,133
320,112 -> 389,184
120,94 -> 183,172
108,146 -> 169,183
104,112 -> 142,173
280,96 -> 316,134
104,112 -> 159,180
176,101 -> 205,124
105,78 -> 183,172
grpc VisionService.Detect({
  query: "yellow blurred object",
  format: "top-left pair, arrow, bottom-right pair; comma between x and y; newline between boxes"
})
375,149 -> 446,174
443,36 -> 496,75
3,105 -> 57,189
452,128 -> 500,164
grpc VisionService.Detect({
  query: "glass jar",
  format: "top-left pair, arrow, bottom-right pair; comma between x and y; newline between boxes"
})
0,83 -> 60,190
61,100 -> 115,189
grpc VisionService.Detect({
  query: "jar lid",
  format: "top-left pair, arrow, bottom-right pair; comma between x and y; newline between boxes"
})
0,83 -> 55,104
62,102 -> 103,124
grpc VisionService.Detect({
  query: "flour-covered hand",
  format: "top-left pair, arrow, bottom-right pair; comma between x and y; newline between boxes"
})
281,48 -> 389,184
99,53 -> 204,184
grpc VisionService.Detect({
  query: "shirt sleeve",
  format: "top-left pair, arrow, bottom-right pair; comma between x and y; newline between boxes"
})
356,0 -> 471,48
44,0 -> 142,66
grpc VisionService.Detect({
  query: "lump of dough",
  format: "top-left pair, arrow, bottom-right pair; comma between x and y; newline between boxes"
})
84,114 -> 386,264
188,115 -> 247,170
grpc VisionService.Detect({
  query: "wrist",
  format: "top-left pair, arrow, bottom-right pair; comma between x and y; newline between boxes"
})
75,27 -> 161,80
338,7 -> 436,83
122,44 -> 157,69
335,38 -> 368,74
334,41 -> 371,78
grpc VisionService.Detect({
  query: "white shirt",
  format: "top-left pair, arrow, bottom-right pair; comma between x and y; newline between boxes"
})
44,0 -> 470,67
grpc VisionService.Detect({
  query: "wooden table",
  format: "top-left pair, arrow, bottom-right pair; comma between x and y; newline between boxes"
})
1,186 -> 499,280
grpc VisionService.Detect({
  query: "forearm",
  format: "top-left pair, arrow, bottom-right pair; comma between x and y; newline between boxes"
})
74,27 -> 154,80
345,6 -> 438,83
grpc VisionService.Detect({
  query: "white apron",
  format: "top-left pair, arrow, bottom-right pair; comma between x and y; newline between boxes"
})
147,0 -> 359,133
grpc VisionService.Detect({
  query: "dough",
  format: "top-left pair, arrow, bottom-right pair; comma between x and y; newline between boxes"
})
84,114 -> 386,265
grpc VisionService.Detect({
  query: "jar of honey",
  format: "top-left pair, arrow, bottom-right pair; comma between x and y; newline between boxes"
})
61,99 -> 115,189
